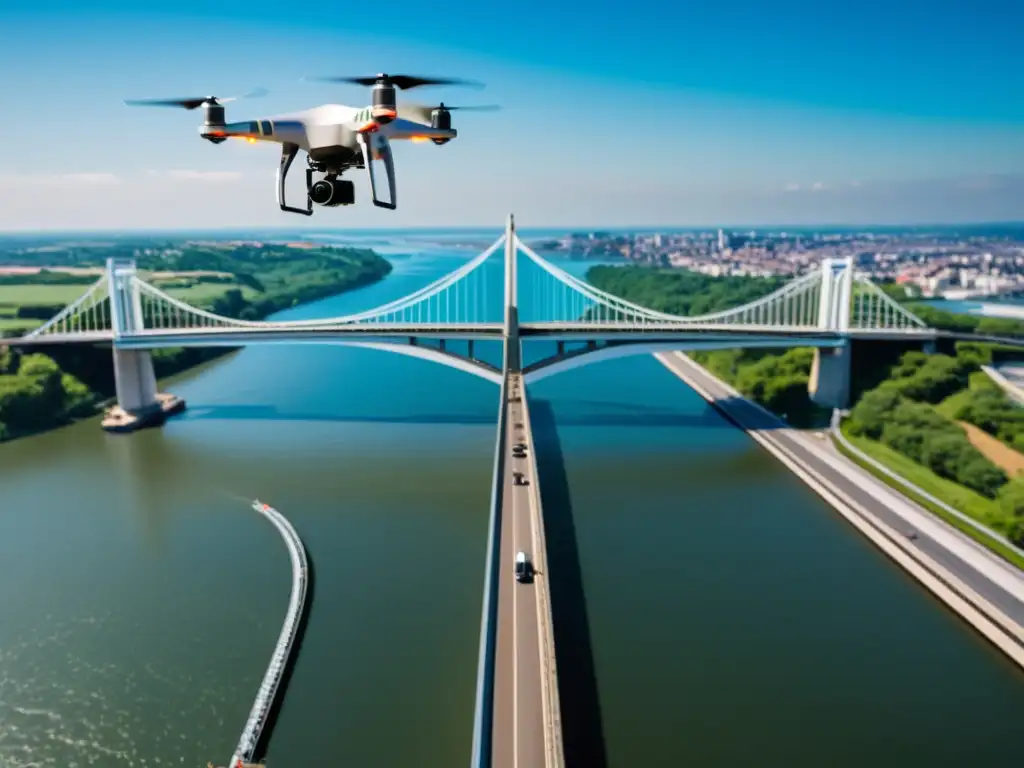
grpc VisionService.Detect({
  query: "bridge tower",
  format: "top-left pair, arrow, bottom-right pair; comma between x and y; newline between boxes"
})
504,214 -> 521,373
104,259 -> 184,431
809,258 -> 854,409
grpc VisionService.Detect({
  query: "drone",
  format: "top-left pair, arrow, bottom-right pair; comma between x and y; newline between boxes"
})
125,74 -> 499,216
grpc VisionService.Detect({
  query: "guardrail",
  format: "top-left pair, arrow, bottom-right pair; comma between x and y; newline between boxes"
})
469,373 -> 508,768
828,410 -> 1016,552
518,380 -> 565,768
229,500 -> 309,767
981,365 -> 1024,407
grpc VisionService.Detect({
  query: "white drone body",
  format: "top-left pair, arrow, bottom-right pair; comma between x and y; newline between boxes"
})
126,74 -> 495,216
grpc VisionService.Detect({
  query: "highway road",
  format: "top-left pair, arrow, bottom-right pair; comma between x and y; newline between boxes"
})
492,373 -> 545,768
657,352 -> 1024,633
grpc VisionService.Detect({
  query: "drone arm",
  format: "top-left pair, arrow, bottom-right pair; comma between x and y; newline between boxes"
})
277,142 -> 313,216
357,133 -> 397,210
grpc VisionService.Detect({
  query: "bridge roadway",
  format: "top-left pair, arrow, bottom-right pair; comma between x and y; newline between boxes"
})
491,372 -> 563,768
657,352 -> 1024,666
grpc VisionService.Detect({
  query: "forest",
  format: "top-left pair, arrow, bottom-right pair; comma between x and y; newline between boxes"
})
585,264 -> 826,426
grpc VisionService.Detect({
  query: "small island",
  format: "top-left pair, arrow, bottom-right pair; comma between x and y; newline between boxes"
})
0,237 -> 392,443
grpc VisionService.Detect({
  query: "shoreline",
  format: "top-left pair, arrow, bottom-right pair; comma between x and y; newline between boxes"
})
656,350 -> 1024,672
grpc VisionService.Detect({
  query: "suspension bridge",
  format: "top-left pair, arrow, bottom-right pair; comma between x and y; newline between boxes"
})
6,214 -> 934,425
1,215 -> 940,768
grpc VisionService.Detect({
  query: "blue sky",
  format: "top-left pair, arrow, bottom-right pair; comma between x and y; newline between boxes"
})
0,1 -> 1021,230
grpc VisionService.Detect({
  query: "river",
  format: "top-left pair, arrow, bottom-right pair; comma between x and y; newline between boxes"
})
1,234 -> 1022,768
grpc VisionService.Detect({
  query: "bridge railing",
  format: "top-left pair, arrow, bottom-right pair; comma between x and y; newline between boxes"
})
849,280 -> 929,330
22,276 -> 112,339
130,235 -> 508,333
516,236 -> 929,332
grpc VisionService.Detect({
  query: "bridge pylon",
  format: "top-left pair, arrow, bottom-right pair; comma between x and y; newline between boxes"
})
504,214 -> 521,373
102,259 -> 186,433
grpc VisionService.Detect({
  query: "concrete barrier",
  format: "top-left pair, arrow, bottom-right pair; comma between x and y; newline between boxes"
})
470,374 -> 508,768
982,364 -> 1024,407
518,383 -> 565,768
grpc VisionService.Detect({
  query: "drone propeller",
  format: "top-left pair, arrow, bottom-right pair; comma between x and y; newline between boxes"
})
123,87 -> 268,110
305,74 -> 484,91
399,102 -> 501,123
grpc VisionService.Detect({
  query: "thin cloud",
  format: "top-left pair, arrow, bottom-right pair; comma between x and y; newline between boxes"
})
157,170 -> 246,182
0,172 -> 121,187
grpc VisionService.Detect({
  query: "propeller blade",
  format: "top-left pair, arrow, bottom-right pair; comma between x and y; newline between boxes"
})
443,104 -> 500,111
124,97 -> 211,110
399,102 -> 501,123
305,74 -> 484,90
123,87 -> 267,110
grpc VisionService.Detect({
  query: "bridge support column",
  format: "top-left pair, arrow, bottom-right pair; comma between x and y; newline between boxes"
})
923,339 -> 938,354
504,214 -> 521,373
101,258 -> 186,433
809,343 -> 852,410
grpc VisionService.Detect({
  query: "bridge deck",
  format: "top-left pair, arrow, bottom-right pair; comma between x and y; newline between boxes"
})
492,373 -> 563,768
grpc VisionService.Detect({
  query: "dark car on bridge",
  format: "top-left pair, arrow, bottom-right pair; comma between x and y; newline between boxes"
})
515,551 -> 534,584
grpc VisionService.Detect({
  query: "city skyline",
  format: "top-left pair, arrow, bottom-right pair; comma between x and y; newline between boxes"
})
1,2 -> 1022,230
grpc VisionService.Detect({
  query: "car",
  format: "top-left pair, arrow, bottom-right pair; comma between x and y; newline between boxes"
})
512,471 -> 529,486
514,551 -> 534,583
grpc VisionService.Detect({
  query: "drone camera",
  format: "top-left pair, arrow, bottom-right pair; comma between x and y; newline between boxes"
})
309,178 -> 355,207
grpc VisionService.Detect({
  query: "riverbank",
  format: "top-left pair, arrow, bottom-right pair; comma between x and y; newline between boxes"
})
656,350 -> 1024,672
0,249 -> 393,443
832,421 -> 1024,570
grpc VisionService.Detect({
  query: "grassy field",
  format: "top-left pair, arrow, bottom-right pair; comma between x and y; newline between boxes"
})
0,317 -> 42,330
154,282 -> 260,303
837,423 -> 1024,570
0,280 -> 256,310
0,284 -> 96,306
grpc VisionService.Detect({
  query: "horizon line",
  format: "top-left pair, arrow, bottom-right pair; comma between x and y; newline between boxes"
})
1,219 -> 1023,237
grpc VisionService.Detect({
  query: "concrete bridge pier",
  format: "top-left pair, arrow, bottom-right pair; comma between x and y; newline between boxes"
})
102,258 -> 186,433
102,348 -> 186,433
809,343 -> 852,410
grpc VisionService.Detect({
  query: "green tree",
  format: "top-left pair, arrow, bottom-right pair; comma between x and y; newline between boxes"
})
848,387 -> 902,438
997,477 -> 1024,517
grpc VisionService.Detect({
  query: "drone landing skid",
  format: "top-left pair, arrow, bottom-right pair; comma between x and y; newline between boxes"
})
357,133 -> 397,210
278,143 -> 313,216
